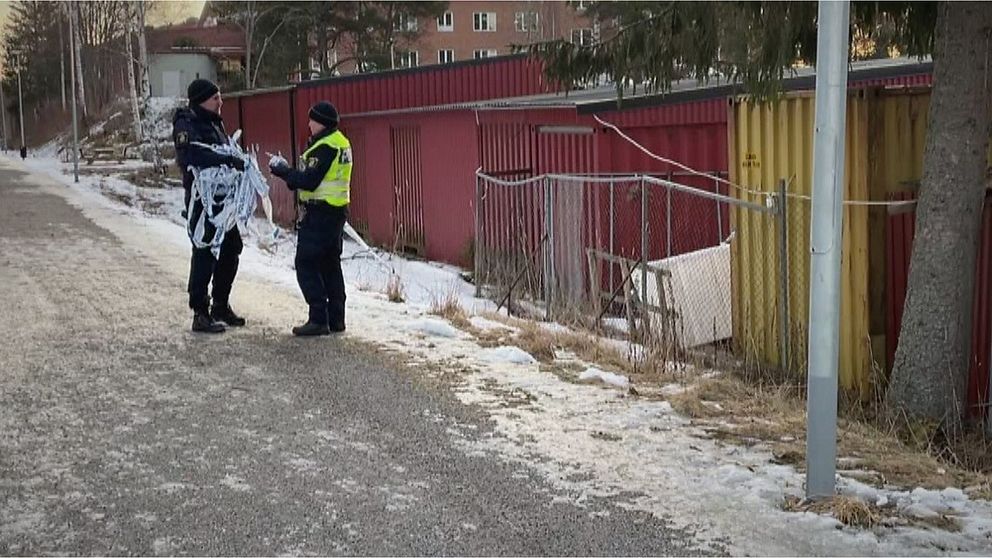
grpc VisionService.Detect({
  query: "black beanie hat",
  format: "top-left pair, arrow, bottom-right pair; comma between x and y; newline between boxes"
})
309,101 -> 339,128
187,78 -> 219,105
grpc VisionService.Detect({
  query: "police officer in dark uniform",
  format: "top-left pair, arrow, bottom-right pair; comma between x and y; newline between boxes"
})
269,101 -> 352,336
172,78 -> 247,334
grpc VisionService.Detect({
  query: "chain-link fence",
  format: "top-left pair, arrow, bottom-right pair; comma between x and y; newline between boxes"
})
475,171 -> 786,364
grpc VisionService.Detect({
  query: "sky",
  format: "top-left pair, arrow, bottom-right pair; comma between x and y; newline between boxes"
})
0,0 -> 204,71
0,0 -> 204,26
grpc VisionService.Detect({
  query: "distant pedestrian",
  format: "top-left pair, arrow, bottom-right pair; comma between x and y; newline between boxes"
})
19,145 -> 26,159
268,101 -> 351,336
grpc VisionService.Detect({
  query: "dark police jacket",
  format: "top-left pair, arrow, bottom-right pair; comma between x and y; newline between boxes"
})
172,105 -> 238,207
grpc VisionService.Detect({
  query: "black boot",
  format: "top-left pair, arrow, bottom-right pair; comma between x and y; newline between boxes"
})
292,321 -> 331,337
192,312 -> 226,333
211,305 -> 246,327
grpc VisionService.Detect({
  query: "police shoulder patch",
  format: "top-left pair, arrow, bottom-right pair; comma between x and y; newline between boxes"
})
306,157 -> 320,169
176,131 -> 189,145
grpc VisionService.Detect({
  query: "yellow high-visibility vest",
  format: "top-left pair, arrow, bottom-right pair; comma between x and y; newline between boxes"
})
298,130 -> 352,207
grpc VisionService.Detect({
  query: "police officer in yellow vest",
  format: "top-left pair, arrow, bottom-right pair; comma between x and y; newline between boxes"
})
269,101 -> 352,336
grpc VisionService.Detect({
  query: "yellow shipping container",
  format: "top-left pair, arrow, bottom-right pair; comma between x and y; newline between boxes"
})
729,91 -> 874,396
729,86 -> 991,397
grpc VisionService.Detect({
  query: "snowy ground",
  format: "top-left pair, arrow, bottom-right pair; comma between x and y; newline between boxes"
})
8,149 -> 992,556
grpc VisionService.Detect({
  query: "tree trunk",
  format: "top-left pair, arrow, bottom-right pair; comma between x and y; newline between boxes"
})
887,2 -> 992,429
136,0 -> 150,102
125,5 -> 142,142
59,17 -> 66,111
244,0 -> 256,90
70,2 -> 88,118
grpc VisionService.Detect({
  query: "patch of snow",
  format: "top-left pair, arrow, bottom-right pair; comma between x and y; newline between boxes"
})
538,322 -> 571,335
601,317 -> 630,333
408,318 -> 461,339
660,383 -> 688,396
599,337 -> 648,362
478,346 -> 537,365
578,367 -> 630,389
469,316 -> 515,332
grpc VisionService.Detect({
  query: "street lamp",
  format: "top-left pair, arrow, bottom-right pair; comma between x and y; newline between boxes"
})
17,65 -> 24,158
0,80 -> 8,151
68,11 -> 79,182
10,51 -> 26,159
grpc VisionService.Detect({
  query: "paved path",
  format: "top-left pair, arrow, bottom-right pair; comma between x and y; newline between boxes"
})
0,160 -> 707,556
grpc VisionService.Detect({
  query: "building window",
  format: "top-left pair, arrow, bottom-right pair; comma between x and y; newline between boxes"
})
397,50 -> 419,68
473,12 -> 496,32
437,11 -> 453,31
514,12 -> 539,32
394,13 -> 418,32
570,28 -> 594,46
473,49 -> 498,59
438,49 -> 455,64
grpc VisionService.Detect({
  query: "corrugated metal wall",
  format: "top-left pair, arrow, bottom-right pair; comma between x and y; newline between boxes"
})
390,126 -> 425,254
476,115 -> 543,283
972,203 -> 992,418
238,89 -> 297,226
223,96 -> 243,136
878,88 -> 992,417
415,111 -> 481,266
339,110 -> 482,265
887,194 -> 992,418
731,85 -> 991,406
852,72 -> 933,89
293,55 -> 553,151
595,100 -> 730,262
885,192 -> 916,379
342,125 -> 370,236
729,92 -> 874,395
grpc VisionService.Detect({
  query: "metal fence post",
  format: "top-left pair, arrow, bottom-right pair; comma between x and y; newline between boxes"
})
641,176 -> 648,308
715,174 -> 724,242
777,178 -> 791,372
544,176 -> 554,320
474,172 -> 483,298
609,179 -> 616,294
666,174 -> 673,258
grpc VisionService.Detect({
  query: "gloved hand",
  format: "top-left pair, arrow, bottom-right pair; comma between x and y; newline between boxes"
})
267,153 -> 288,169
228,156 -> 246,172
270,163 -> 291,178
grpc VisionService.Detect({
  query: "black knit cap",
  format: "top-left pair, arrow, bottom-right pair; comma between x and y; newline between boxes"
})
187,78 -> 219,105
309,101 -> 339,128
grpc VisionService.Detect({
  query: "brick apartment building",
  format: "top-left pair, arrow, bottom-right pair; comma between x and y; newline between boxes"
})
332,1 -> 595,74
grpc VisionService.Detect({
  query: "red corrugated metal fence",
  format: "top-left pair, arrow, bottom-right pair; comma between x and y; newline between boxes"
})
238,89 -> 297,225
390,126 -> 425,254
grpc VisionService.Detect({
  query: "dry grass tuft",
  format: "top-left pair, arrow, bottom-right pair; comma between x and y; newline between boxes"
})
915,513 -> 964,532
429,291 -> 470,328
385,274 -> 405,303
784,495 -> 882,529
513,324 -> 557,363
471,312 -> 992,500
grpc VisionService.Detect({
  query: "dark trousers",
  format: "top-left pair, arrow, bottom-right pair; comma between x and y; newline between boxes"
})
296,203 -> 347,327
188,227 -> 243,314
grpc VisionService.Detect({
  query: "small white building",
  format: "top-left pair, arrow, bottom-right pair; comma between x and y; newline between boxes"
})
146,22 -> 245,97
149,53 -> 217,97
